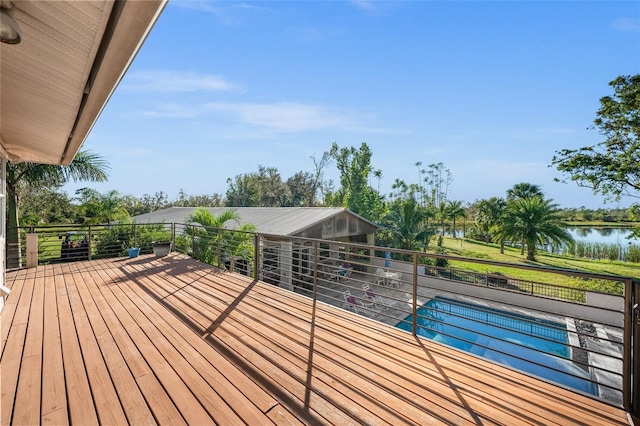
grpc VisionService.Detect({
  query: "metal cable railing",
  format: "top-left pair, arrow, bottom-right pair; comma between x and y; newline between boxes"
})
11,223 -> 633,409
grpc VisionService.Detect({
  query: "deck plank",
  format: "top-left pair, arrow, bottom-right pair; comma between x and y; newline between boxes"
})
40,265 -> 69,425
74,266 -> 157,425
1,254 -> 631,426
97,266 -> 265,426
1,269 -> 35,425
65,269 -> 130,425
88,263 -> 217,426
122,259 -> 355,425
56,263 -> 100,425
1,268 -> 27,356
12,272 -> 45,425
109,263 -> 281,423
86,263 -> 187,425
128,261 -> 473,425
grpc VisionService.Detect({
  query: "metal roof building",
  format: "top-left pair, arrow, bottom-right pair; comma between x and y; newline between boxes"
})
132,207 -> 379,240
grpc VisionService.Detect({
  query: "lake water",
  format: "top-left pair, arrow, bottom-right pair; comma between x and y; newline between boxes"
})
566,227 -> 634,245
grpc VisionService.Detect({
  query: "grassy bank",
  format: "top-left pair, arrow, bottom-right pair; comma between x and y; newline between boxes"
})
435,236 -> 638,294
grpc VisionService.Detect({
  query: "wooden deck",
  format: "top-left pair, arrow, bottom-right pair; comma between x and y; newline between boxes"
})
1,253 -> 630,425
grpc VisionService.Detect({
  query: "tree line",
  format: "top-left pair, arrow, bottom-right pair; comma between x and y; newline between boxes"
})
7,74 -> 639,264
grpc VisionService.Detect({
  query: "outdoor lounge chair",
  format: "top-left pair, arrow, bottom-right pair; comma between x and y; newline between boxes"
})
343,290 -> 374,315
343,290 -> 363,314
362,283 -> 387,309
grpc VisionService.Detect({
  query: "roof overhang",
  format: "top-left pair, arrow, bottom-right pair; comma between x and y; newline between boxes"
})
0,0 -> 167,165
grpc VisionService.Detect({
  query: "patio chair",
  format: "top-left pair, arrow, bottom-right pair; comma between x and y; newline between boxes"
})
362,283 -> 387,309
375,268 -> 385,286
335,266 -> 353,282
342,267 -> 353,282
390,272 -> 402,289
343,290 -> 363,314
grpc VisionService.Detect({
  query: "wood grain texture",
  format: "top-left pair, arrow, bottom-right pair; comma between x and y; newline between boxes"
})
0,253 -> 630,426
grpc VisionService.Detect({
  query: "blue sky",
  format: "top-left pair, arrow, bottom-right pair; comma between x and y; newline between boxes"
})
64,0 -> 640,209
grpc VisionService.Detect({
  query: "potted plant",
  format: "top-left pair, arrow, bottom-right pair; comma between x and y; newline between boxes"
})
152,241 -> 172,257
127,247 -> 140,258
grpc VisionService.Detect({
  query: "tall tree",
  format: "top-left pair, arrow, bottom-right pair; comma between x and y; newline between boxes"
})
286,172 -> 316,207
310,151 -> 332,205
506,182 -> 544,200
506,182 -> 545,253
446,200 -> 467,238
6,150 -> 108,267
328,142 -> 384,221
173,190 -> 224,208
424,162 -> 452,208
382,197 -> 434,251
436,202 -> 448,235
552,74 -> 640,201
76,189 -> 131,225
502,196 -> 573,261
474,197 -> 507,243
373,169 -> 383,193
19,187 -> 77,225
225,165 -> 291,207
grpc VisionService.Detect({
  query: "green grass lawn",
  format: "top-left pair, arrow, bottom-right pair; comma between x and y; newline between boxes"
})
435,236 -> 639,294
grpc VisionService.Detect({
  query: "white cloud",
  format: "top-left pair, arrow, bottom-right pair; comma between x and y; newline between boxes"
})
130,99 -> 400,135
170,0 -> 270,24
232,3 -> 270,12
204,101 -> 357,132
124,70 -> 240,93
351,0 -> 377,11
612,18 -> 640,32
139,102 -> 202,119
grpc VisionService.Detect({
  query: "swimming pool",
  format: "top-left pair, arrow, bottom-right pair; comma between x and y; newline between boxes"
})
396,297 -> 596,395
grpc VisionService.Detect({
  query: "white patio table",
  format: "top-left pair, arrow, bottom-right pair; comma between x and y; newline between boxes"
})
378,271 -> 400,286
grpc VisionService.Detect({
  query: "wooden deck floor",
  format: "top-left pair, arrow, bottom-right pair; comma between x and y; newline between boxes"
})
1,253 -> 630,425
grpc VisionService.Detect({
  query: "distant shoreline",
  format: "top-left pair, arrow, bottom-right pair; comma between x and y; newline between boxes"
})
564,221 -> 637,228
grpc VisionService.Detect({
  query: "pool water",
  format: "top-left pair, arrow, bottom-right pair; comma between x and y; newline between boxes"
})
397,297 -> 596,395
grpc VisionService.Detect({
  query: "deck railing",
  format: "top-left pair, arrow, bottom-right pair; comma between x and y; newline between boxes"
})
8,223 -> 637,413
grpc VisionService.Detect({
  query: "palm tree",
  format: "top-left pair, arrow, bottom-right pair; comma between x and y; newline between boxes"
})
506,182 -> 543,200
446,200 -> 466,238
382,198 -> 434,252
505,183 -> 545,254
6,150 -> 109,267
436,202 -> 448,235
373,169 -> 383,193
503,196 -> 573,261
186,208 -> 256,272
475,197 -> 506,243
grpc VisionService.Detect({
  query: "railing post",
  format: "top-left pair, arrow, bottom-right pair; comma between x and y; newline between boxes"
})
313,241 -> 319,305
190,225 -> 195,257
216,229 -> 222,268
25,232 -> 38,268
133,223 -> 137,248
254,233 -> 260,280
624,278 -> 640,415
412,253 -> 418,336
87,226 -> 92,261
